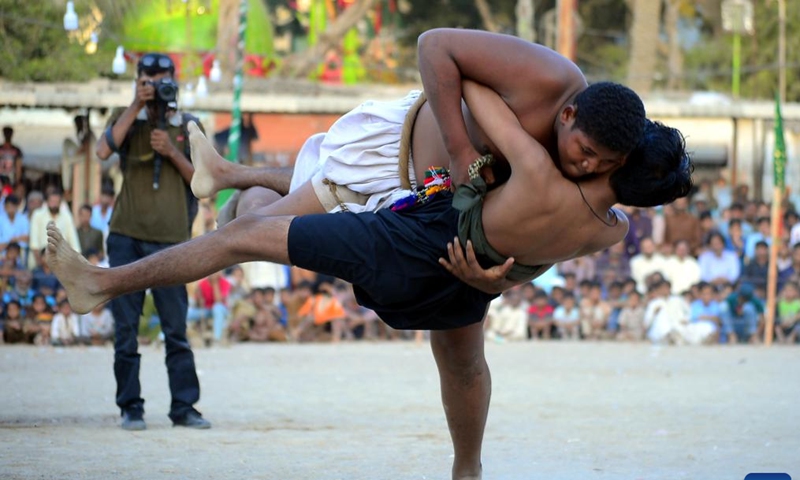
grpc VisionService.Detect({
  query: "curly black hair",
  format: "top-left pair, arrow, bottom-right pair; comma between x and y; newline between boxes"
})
610,120 -> 694,208
573,82 -> 646,155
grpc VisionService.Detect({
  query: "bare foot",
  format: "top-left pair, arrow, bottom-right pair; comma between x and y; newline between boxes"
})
46,222 -> 109,314
189,121 -> 230,199
216,190 -> 241,228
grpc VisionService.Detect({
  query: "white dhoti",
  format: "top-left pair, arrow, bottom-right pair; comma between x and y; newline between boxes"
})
289,90 -> 421,213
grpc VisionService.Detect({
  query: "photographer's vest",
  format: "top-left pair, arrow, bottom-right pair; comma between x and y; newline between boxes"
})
105,108 -> 201,244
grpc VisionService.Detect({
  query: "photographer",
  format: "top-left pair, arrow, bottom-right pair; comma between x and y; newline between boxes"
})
96,53 -> 210,431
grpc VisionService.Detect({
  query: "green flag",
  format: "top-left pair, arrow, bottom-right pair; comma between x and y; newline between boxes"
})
774,92 -> 787,190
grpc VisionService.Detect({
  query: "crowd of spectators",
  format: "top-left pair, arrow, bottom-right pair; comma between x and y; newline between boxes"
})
1,121 -> 798,348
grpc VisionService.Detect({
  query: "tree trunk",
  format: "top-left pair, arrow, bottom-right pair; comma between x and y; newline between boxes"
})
516,0 -> 536,42
277,0 -> 378,79
216,0 -> 240,83
626,0 -> 662,94
475,0 -> 499,33
664,0 -> 683,90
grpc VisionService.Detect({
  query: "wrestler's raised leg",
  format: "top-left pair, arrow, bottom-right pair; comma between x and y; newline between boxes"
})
189,122 -> 294,198
430,322 -> 489,480
47,213 -> 294,314
216,181 -> 327,228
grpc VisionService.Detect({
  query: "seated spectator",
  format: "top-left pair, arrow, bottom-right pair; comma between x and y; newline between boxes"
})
51,300 -> 80,346
0,242 -> 25,285
2,300 -> 25,344
338,284 -> 380,340
779,244 -> 800,288
527,290 -> 554,340
189,271 -> 232,344
32,249 -> 61,301
552,292 -> 580,340
228,288 -> 263,342
293,279 -> 348,343
720,283 -> 763,344
0,195 -> 30,254
644,280 -> 691,344
80,303 -> 114,345
247,291 -> 287,343
775,281 -> 800,344
3,270 -> 35,311
28,293 -> 54,345
724,218 -> 746,261
520,282 -> 537,310
743,217 -> 771,262
682,282 -> 721,345
698,232 -> 741,286
616,291 -> 646,341
225,265 -> 250,306
664,240 -> 701,295
740,241 -> 770,290
486,288 -> 528,342
698,211 -> 718,248
579,282 -> 611,340
76,204 -> 105,260
594,241 -> 631,284
605,281 -> 625,333
630,237 -> 667,293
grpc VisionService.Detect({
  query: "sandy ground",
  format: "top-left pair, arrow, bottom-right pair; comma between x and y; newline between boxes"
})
0,341 -> 798,480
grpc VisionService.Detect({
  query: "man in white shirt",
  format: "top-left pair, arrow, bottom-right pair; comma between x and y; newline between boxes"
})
663,240 -> 701,295
630,237 -> 667,293
644,280 -> 690,344
29,190 -> 80,268
485,288 -> 527,342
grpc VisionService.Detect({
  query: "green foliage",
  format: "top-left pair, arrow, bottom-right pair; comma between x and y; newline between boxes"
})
683,1 -> 800,101
0,0 -> 115,82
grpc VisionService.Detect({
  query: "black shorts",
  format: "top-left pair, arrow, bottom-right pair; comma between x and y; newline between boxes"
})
287,194 -> 497,330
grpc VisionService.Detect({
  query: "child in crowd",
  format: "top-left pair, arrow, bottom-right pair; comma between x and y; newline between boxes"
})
80,303 -> 114,345
293,279 -> 349,343
485,287 -> 528,342
775,281 -> 800,344
552,292 -> 580,340
2,300 -> 25,343
580,282 -> 611,340
527,290 -> 554,340
51,300 -> 80,346
616,292 -> 646,341
28,293 -> 53,345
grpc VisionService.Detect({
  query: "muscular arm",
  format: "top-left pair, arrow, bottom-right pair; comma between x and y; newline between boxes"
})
417,28 -> 585,183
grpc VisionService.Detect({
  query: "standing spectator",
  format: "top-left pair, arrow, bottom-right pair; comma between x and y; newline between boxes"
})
622,207 -> 652,256
698,211 -> 718,247
740,241 -> 770,290
775,281 -> 800,344
76,204 -> 105,259
51,300 -> 80,346
629,237 -> 667,293
80,303 -> 115,345
720,284 -> 762,344
0,126 -> 23,185
91,187 -> 115,238
527,290 -> 554,340
719,203 -> 753,239
485,288 -> 527,342
698,232 -> 741,286
29,189 -> 80,268
579,282 -> 611,340
558,256 -> 596,285
616,291 -> 646,341
552,292 -> 580,339
664,197 -> 703,253
663,240 -> 701,295
95,53 -> 209,430
0,195 -> 29,254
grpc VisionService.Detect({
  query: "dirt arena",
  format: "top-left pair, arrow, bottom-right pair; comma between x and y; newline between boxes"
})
1,341 -> 798,480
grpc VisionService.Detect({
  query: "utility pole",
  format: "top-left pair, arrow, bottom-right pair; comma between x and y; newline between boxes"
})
556,0 -> 577,61
778,0 -> 786,103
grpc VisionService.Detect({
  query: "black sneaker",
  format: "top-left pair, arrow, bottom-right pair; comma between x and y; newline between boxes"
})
172,411 -> 211,429
121,412 -> 146,431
